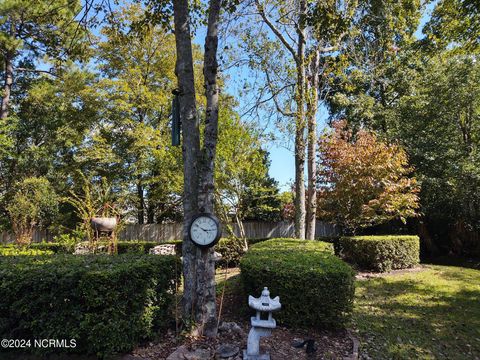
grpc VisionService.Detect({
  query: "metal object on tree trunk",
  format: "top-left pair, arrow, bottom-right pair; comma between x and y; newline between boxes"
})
244,287 -> 281,360
171,89 -> 181,146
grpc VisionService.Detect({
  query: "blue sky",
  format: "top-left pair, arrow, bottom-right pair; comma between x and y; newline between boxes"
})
193,1 -> 437,192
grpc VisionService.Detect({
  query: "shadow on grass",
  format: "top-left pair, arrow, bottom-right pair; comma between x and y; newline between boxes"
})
423,255 -> 480,270
354,265 -> 480,360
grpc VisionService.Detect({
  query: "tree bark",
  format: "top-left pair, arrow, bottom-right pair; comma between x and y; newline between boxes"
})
173,0 -> 201,332
305,51 -> 320,240
173,0 -> 220,338
137,176 -> 145,224
147,202 -> 155,224
294,0 -> 307,240
194,0 -> 222,338
1,52 -> 14,120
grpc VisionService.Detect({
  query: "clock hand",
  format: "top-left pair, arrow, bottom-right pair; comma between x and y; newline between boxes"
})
197,225 -> 216,232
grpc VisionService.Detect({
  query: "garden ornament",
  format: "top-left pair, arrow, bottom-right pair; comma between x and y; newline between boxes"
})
243,287 -> 281,360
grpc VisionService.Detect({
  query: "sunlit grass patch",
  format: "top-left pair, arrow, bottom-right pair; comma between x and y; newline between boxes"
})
354,264 -> 480,359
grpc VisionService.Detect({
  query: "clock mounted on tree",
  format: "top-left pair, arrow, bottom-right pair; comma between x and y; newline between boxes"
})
189,213 -> 222,248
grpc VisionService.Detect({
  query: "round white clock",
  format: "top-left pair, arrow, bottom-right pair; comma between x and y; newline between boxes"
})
189,213 -> 222,248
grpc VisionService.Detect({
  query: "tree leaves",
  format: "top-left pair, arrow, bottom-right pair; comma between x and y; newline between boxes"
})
317,120 -> 420,233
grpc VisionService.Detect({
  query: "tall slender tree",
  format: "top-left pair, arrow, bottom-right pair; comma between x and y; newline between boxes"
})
172,0 -> 222,337
232,0 -> 357,239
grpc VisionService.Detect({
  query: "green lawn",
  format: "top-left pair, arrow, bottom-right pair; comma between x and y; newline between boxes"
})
217,262 -> 480,359
354,264 -> 480,359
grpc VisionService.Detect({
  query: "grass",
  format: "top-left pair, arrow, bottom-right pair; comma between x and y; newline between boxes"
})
217,262 -> 480,359
215,266 -> 241,296
354,264 -> 480,359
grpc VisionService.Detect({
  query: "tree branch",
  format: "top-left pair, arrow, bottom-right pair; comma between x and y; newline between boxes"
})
255,0 -> 298,63
14,67 -> 57,77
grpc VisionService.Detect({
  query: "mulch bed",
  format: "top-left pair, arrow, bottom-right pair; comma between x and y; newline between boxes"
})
124,271 -> 358,360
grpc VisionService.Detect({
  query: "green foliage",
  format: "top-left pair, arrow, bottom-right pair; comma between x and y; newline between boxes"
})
426,0 -> 480,53
0,244 -> 53,256
390,56 -> 480,254
29,242 -> 70,254
0,254 -> 181,357
336,235 -> 420,272
89,3 -> 183,224
0,65 -> 99,232
52,228 -> 85,253
117,240 -> 181,255
240,238 -> 355,329
214,237 -> 246,268
0,0 -> 87,59
215,105 -> 279,227
6,177 -> 59,245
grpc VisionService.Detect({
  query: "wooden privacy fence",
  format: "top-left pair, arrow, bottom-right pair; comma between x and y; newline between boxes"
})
118,220 -> 339,241
0,230 -> 52,243
1,220 -> 339,243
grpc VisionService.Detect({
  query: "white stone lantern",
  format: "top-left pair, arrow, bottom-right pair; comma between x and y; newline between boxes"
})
243,287 -> 281,360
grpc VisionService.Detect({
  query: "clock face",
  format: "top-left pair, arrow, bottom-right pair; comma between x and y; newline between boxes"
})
189,214 -> 221,248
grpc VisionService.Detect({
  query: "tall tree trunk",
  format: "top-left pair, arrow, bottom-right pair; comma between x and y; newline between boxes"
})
137,176 -> 145,224
147,202 -> 155,224
173,0 -> 201,332
294,0 -> 307,239
305,51 -> 319,240
173,0 -> 221,338
1,52 -> 14,120
147,170 -> 159,223
194,0 -> 222,338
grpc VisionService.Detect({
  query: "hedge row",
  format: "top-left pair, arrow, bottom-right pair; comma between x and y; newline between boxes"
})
28,238 -> 251,266
0,244 -> 54,256
2,237 -> 265,267
29,240 -> 180,254
240,238 -> 354,329
335,235 -> 420,272
0,254 -> 181,358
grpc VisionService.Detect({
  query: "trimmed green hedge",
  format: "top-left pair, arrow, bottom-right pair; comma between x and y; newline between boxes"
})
0,244 -> 54,256
240,238 -> 354,329
14,240 -> 182,255
0,254 -> 180,357
116,240 -> 181,254
215,237 -> 246,267
336,235 -> 420,272
30,242 -> 70,254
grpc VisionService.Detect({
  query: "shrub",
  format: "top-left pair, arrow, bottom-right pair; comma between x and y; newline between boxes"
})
336,235 -> 420,272
24,240 -> 182,255
52,228 -> 86,253
116,240 -> 182,255
116,240 -> 160,254
30,241 -> 70,254
6,177 -> 59,245
316,235 -> 341,242
0,254 -> 180,357
215,237 -> 246,267
240,238 -> 354,329
0,244 -> 54,256
247,237 -> 270,246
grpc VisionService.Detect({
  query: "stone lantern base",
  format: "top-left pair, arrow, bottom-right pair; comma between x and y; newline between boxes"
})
243,350 -> 270,360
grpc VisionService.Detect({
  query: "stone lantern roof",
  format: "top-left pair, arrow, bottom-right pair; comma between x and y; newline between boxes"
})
248,287 -> 281,312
